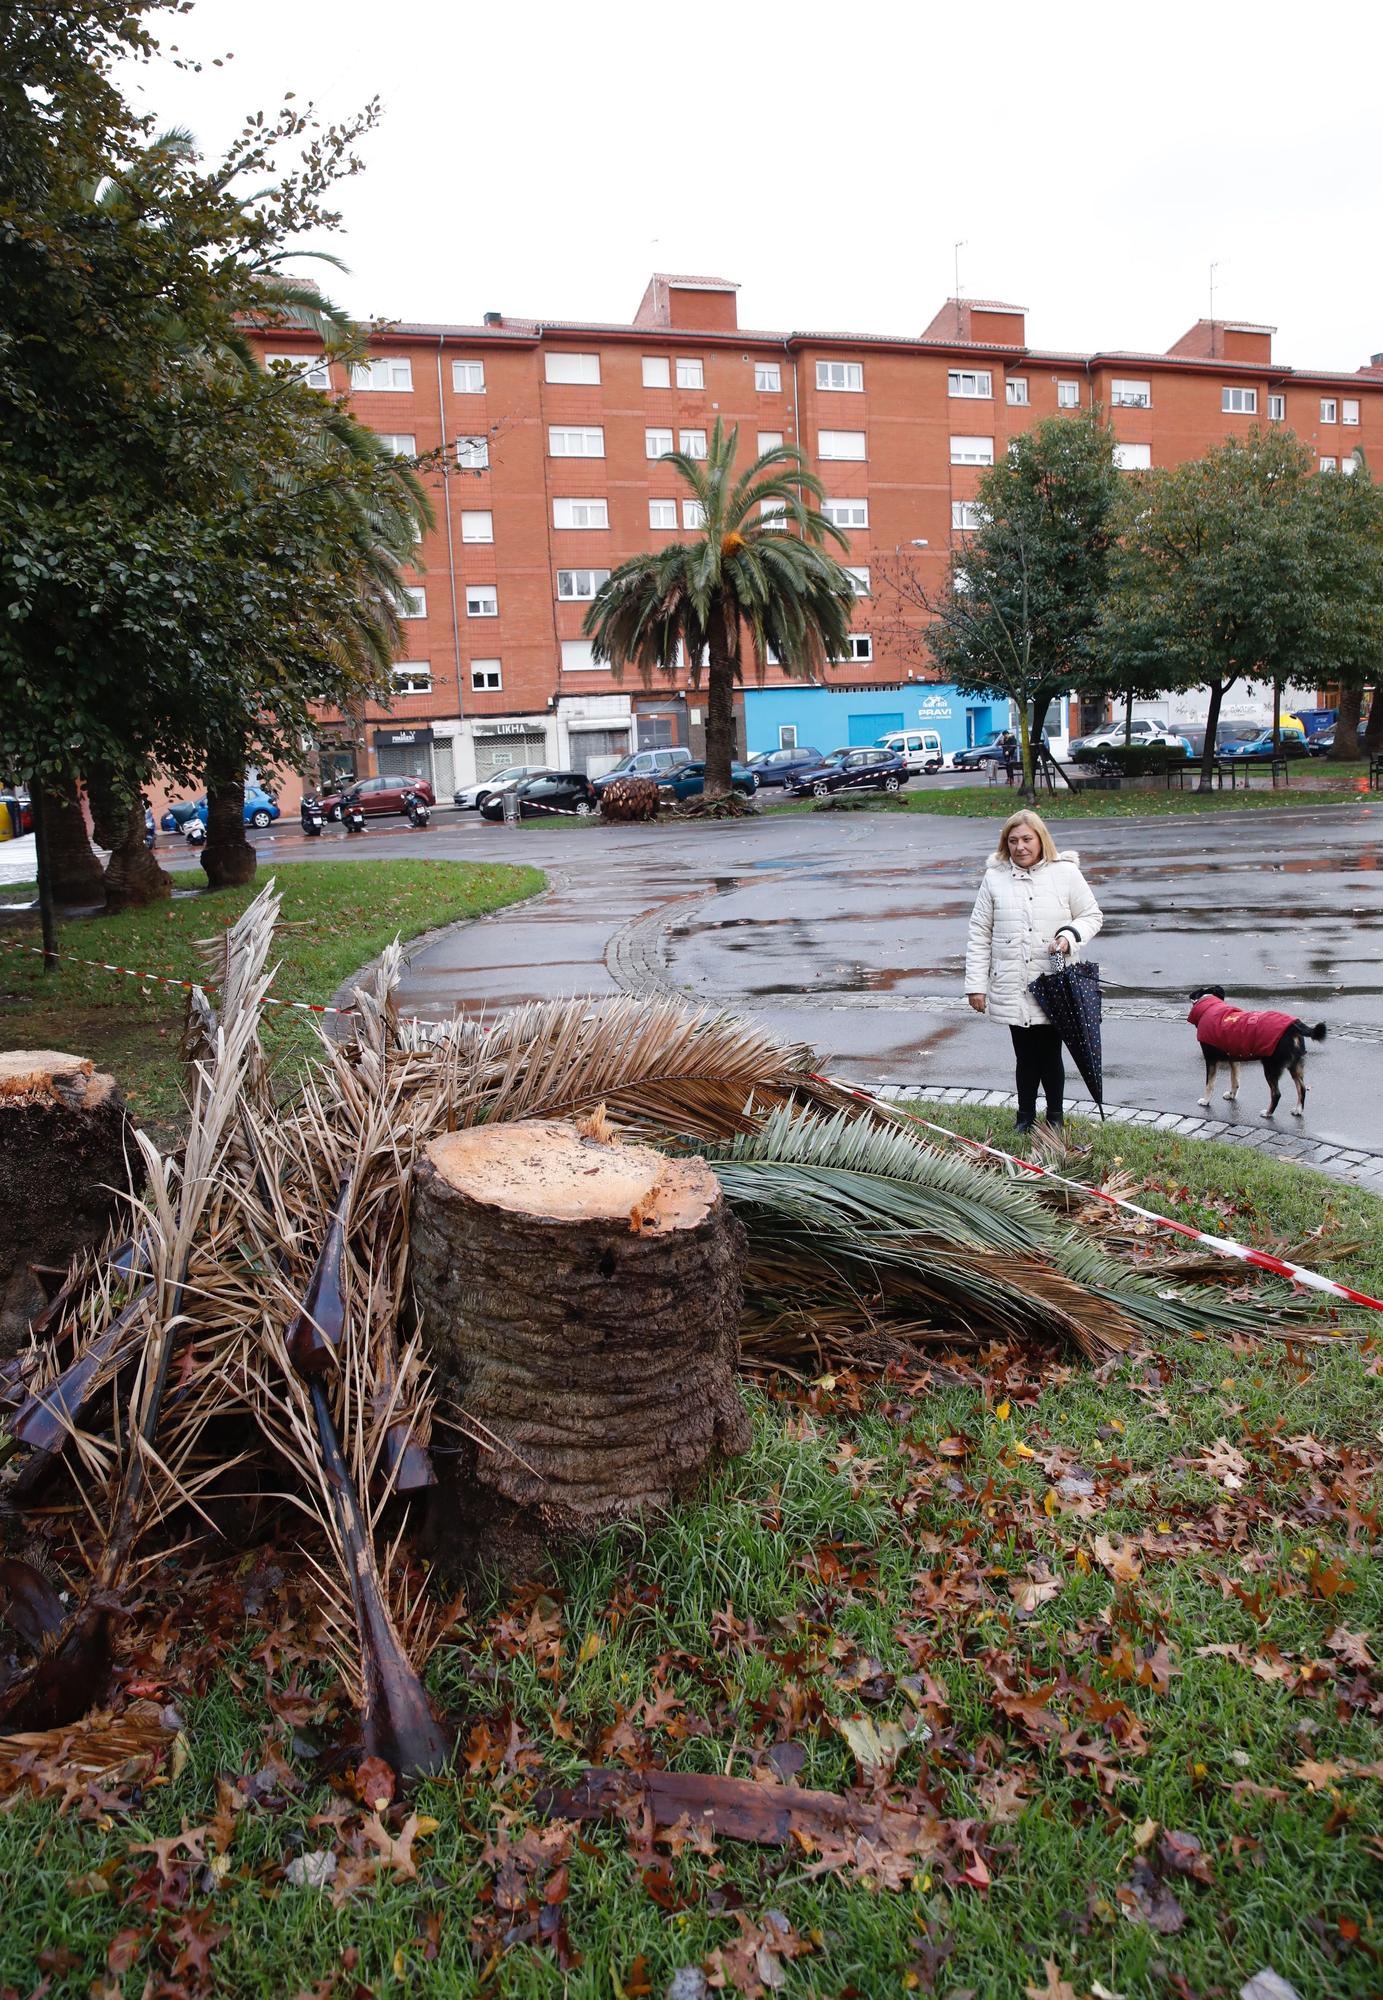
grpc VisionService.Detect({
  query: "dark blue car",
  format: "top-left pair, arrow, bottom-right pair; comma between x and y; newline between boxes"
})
786,747 -> 908,797
658,761 -> 758,801
746,745 -> 825,789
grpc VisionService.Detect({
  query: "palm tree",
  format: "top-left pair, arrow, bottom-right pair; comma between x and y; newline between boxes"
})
583,420 -> 857,796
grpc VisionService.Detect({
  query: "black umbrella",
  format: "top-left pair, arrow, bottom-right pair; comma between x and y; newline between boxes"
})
1028,954 -> 1106,1119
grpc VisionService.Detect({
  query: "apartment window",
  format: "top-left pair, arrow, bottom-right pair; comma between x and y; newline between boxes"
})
1319,457 -> 1338,473
1341,454 -> 1358,476
466,584 -> 498,618
264,353 -> 330,390
845,634 -> 872,661
844,566 -> 871,596
552,498 -> 608,529
1319,397 -> 1338,423
1056,380 -> 1081,409
649,499 -> 677,529
950,435 -> 994,465
401,587 -> 426,618
548,425 -> 605,457
645,428 -> 673,458
683,499 -> 705,529
470,660 -> 502,691
456,435 -> 489,469
393,663 -> 431,695
755,361 -> 781,392
823,498 -> 869,529
679,429 -> 707,458
675,357 -> 704,389
642,355 -> 671,389
461,510 -> 493,543
557,568 -> 610,600
1342,398 -> 1360,426
560,639 -> 606,673
1269,393 -> 1286,422
757,431 -> 784,454
1222,386 -> 1258,415
760,499 -> 788,525
545,351 -> 600,384
351,356 -> 412,392
1113,442 -> 1151,470
817,360 -> 863,392
1005,377 -> 1029,406
1110,379 -> 1151,408
951,500 -> 985,530
819,429 -> 866,460
948,370 -> 992,399
452,360 -> 485,392
376,433 -> 416,456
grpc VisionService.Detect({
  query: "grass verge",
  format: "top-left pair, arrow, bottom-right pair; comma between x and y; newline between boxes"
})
0,1133 -> 1378,1998
0,858 -> 544,1137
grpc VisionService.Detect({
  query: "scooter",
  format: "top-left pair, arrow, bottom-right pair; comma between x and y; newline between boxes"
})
343,799 -> 366,834
184,818 -> 207,846
401,789 -> 431,829
300,793 -> 324,837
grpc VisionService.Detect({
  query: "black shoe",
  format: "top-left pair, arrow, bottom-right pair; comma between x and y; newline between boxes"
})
1014,1119 -> 1035,1135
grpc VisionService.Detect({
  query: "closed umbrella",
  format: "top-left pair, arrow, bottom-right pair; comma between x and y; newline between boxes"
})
1028,954 -> 1106,1119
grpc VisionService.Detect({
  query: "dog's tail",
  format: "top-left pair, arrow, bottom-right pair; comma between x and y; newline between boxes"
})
1304,1022 -> 1328,1043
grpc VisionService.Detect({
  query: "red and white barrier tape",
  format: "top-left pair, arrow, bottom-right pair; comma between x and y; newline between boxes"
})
819,1074 -> 1383,1315
0,936 -> 355,1016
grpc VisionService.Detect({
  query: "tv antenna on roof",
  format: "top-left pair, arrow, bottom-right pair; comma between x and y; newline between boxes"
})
1209,259 -> 1225,353
954,240 -> 967,334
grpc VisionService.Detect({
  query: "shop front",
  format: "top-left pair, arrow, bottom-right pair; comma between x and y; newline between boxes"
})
374,725 -> 436,791
471,720 -> 553,784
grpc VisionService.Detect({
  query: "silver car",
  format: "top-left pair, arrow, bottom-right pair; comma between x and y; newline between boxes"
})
454,764 -> 549,810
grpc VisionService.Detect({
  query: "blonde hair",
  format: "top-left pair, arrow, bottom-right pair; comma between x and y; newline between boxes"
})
995,810 -> 1058,864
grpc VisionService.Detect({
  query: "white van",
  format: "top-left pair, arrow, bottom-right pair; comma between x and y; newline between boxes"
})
874,729 -> 945,774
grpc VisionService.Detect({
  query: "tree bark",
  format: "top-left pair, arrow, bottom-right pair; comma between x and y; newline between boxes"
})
1364,685 -> 1383,755
411,1117 -> 750,1578
88,765 -> 170,910
1197,678 -> 1229,792
703,611 -> 737,799
201,758 -> 256,890
1330,681 -> 1364,761
37,777 -> 104,907
0,1052 -> 143,1357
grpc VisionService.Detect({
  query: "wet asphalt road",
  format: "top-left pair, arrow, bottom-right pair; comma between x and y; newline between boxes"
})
183,797 -> 1383,1154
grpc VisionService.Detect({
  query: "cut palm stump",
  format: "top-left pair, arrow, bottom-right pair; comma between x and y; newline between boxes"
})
0,1052 -> 142,1357
411,1116 -> 750,1574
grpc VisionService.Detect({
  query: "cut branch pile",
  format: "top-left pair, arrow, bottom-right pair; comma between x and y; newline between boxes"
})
0,886 -> 1309,1779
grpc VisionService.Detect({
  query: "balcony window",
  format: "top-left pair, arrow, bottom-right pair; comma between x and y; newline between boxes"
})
845,634 -> 872,661
1113,442 -> 1151,470
376,433 -> 416,456
757,431 -> 784,454
683,499 -> 705,529
649,499 -> 676,529
393,663 -> 431,695
1342,398 -> 1360,426
950,435 -> 994,465
844,566 -> 871,596
556,568 -> 610,600
1269,393 -> 1286,421
642,355 -> 670,388
264,353 -> 330,389
1056,380 -> 1081,409
548,425 -> 604,457
951,500 -> 985,530
1110,379 -> 1151,408
679,429 -> 707,459
470,660 -> 502,691
401,587 -> 426,618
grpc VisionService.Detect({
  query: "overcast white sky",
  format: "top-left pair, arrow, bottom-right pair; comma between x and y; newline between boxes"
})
123,0 -> 1382,369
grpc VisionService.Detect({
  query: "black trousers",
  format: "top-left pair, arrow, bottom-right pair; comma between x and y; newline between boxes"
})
1010,1024 -> 1065,1125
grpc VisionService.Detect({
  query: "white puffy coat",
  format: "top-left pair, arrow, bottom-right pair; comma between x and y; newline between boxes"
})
964,849 -> 1103,1028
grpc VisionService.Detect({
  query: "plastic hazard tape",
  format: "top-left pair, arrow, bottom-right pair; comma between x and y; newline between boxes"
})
0,936 -> 356,1016
821,1074 -> 1383,1315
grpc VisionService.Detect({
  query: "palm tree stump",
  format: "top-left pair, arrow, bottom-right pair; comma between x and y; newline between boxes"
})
410,1117 -> 750,1576
0,1052 -> 142,1356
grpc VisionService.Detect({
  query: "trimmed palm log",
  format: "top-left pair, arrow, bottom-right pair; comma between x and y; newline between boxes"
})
0,1054 -> 142,1357
411,1117 -> 749,1574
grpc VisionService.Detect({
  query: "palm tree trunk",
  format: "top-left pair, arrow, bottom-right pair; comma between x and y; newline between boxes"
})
1330,682 -> 1363,762
703,621 -> 737,800
37,777 -> 105,906
201,756 -> 256,891
88,763 -> 170,910
1363,685 -> 1383,755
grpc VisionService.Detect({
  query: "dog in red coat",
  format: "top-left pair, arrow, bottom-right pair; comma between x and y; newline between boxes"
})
1188,987 -> 1327,1118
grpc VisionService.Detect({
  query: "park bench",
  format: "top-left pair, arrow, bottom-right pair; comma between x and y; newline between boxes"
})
1169,756 -> 1288,791
1371,752 -> 1383,790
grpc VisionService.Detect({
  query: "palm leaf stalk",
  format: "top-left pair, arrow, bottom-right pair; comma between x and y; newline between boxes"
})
584,420 -> 858,796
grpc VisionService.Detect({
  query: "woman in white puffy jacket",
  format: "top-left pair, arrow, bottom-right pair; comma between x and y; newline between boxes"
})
964,809 -> 1103,1135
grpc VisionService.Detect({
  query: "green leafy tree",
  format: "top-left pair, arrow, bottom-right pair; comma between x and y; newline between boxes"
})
1100,431 -> 1329,789
1305,460 -> 1383,762
877,411 -> 1122,794
583,421 -> 856,796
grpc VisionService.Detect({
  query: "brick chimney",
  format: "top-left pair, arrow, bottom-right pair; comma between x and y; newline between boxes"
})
633,274 -> 740,332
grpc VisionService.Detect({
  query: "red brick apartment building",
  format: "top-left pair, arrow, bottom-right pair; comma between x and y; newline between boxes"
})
251,276 -> 1383,801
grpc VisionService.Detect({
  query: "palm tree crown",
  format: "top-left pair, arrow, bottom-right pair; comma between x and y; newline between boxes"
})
583,419 -> 857,793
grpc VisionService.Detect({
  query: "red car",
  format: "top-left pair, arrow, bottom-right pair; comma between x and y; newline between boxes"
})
319,774 -> 436,821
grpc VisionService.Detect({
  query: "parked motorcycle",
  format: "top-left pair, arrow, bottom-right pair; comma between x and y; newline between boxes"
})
300,793 -> 324,837
343,799 -> 366,834
184,818 -> 207,846
401,789 -> 431,829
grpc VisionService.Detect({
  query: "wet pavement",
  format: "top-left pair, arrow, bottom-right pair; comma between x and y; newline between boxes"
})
379,798 -> 1383,1164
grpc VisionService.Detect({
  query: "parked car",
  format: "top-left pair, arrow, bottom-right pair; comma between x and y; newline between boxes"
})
657,760 -> 758,802
1069,718 -> 1183,756
190,786 -> 282,830
1180,723 -> 1260,760
1219,728 -> 1312,761
874,729 -> 946,774
480,771 -> 598,820
786,747 -> 908,798
320,774 -> 436,821
591,747 -> 693,794
1307,724 -> 1365,758
454,764 -> 548,810
745,746 -> 825,789
1292,707 -> 1337,740
951,733 -> 1051,771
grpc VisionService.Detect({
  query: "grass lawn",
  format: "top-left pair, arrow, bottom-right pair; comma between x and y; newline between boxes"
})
0,858 -> 544,1138
1,1127 -> 1378,1998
